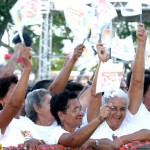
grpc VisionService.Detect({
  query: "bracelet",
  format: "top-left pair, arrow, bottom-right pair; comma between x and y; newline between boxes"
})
95,139 -> 100,150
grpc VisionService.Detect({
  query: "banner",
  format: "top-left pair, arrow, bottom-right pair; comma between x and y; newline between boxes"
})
10,0 -> 43,27
95,0 -> 118,27
9,0 -> 43,42
87,0 -> 117,46
63,0 -> 117,46
96,59 -> 124,93
111,35 -> 135,61
75,40 -> 97,71
64,4 -> 93,41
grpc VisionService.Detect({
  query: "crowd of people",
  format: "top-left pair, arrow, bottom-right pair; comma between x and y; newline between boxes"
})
0,23 -> 150,150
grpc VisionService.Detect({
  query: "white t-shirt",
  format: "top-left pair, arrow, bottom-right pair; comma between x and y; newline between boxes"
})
35,121 -> 57,142
0,116 -> 39,147
90,109 -> 143,140
45,126 -> 69,145
91,103 -> 150,140
91,120 -> 135,140
125,103 -> 150,130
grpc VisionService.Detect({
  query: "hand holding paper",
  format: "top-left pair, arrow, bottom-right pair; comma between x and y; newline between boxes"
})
136,23 -> 147,44
71,44 -> 85,62
96,41 -> 109,63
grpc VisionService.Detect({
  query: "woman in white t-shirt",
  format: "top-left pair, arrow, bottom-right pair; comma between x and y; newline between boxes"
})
88,23 -> 150,148
0,44 -> 41,148
44,89 -> 116,150
25,88 -> 57,142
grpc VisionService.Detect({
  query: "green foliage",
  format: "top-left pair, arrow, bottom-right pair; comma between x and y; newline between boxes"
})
0,0 -> 17,42
116,21 -> 150,44
52,11 -> 73,54
51,56 -> 65,70
51,11 -> 73,70
116,21 -> 136,43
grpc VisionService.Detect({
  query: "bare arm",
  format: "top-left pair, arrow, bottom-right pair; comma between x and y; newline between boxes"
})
78,72 -> 95,109
114,129 -> 150,147
78,138 -> 117,150
49,44 -> 85,95
128,23 -> 147,114
87,41 -> 109,122
58,106 -> 111,148
78,87 -> 92,109
0,43 -> 24,78
0,45 -> 32,130
87,63 -> 102,122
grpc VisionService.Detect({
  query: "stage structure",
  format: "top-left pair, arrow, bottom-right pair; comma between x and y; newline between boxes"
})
38,0 -> 53,80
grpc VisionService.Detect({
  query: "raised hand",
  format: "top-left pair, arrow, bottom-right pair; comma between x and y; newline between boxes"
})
71,44 -> 85,61
14,43 -> 24,55
96,41 -> 109,63
136,23 -> 147,44
98,103 -> 114,121
20,44 -> 32,71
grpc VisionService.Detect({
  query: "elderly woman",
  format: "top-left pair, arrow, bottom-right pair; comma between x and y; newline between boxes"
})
24,44 -> 86,143
90,88 -> 136,140
44,43 -> 117,149
45,89 -> 116,150
25,89 -> 57,142
87,23 -> 150,148
0,44 -> 41,148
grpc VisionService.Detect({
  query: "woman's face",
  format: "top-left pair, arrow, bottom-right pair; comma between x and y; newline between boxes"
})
37,93 -> 54,125
106,97 -> 127,131
62,99 -> 84,130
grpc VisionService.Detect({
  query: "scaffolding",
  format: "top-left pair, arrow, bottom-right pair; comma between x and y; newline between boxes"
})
109,0 -> 150,10
38,0 -> 53,80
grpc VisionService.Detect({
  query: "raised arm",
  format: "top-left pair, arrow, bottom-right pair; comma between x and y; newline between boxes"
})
78,72 -> 95,109
87,41 -> 109,122
0,44 -> 32,130
49,44 -> 85,95
128,23 -> 147,114
0,43 -> 24,78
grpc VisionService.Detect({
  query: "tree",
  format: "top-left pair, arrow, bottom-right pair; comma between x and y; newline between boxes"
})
51,10 -> 73,70
0,0 -> 17,51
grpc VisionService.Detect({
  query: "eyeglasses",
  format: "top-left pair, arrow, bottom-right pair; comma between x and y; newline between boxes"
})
67,107 -> 85,115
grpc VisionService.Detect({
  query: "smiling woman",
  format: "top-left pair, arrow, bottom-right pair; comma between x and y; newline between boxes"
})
86,23 -> 150,149
44,90 -> 116,149
49,90 -> 84,132
103,89 -> 129,131
89,88 -> 133,140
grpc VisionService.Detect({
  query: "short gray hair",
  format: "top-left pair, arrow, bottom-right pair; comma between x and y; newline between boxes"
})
25,89 -> 49,122
102,88 -> 130,107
